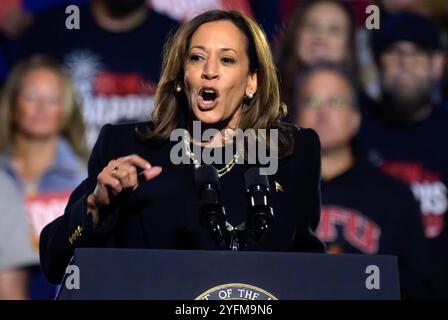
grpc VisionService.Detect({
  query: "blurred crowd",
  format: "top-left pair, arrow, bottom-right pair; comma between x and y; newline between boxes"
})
0,0 -> 447,300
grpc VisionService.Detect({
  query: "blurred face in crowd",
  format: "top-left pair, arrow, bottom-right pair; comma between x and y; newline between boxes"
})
295,70 -> 360,153
379,41 -> 434,122
296,1 -> 350,65
14,68 -> 64,139
184,20 -> 257,129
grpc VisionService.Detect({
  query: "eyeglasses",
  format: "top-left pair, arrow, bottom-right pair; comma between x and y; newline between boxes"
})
383,45 -> 428,61
299,95 -> 354,110
18,91 -> 63,106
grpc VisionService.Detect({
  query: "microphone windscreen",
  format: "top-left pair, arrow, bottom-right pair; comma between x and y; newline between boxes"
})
244,167 -> 269,189
195,165 -> 220,190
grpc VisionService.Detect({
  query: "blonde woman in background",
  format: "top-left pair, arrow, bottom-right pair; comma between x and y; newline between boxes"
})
0,55 -> 87,299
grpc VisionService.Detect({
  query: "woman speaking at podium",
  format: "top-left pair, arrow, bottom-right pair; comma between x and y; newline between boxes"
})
40,10 -> 325,284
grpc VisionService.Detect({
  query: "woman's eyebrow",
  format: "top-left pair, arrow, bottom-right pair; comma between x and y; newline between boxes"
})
190,45 -> 206,51
221,48 -> 238,55
189,45 -> 238,55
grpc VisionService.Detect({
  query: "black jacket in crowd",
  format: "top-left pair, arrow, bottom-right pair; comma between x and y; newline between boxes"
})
320,160 -> 441,299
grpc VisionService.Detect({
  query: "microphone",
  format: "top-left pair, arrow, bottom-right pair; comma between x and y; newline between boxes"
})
244,167 -> 274,243
195,165 -> 229,249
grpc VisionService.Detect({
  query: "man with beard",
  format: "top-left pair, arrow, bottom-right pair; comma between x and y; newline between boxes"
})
359,11 -> 448,298
293,63 -> 438,299
19,0 -> 179,149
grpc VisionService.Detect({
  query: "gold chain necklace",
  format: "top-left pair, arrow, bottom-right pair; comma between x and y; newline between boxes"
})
184,131 -> 239,177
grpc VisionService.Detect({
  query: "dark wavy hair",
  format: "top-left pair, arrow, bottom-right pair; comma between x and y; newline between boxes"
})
276,0 -> 358,108
145,10 -> 294,158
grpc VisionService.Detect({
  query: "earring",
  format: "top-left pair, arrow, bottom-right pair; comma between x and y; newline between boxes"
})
176,84 -> 182,93
246,92 -> 254,100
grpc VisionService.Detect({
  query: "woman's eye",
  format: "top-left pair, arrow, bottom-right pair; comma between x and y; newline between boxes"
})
48,96 -> 62,105
21,92 -> 36,101
221,57 -> 235,64
188,54 -> 203,62
303,21 -> 319,33
329,25 -> 344,36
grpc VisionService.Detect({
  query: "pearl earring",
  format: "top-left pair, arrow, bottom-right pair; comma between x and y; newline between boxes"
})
176,84 -> 182,93
246,92 -> 254,100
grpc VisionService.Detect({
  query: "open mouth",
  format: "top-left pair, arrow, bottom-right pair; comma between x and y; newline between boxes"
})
198,87 -> 219,110
200,87 -> 218,101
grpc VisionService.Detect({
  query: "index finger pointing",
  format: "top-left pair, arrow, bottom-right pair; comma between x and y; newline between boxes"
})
121,154 -> 152,170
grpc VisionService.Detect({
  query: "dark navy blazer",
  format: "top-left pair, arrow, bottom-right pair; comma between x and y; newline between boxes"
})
40,122 -> 325,284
